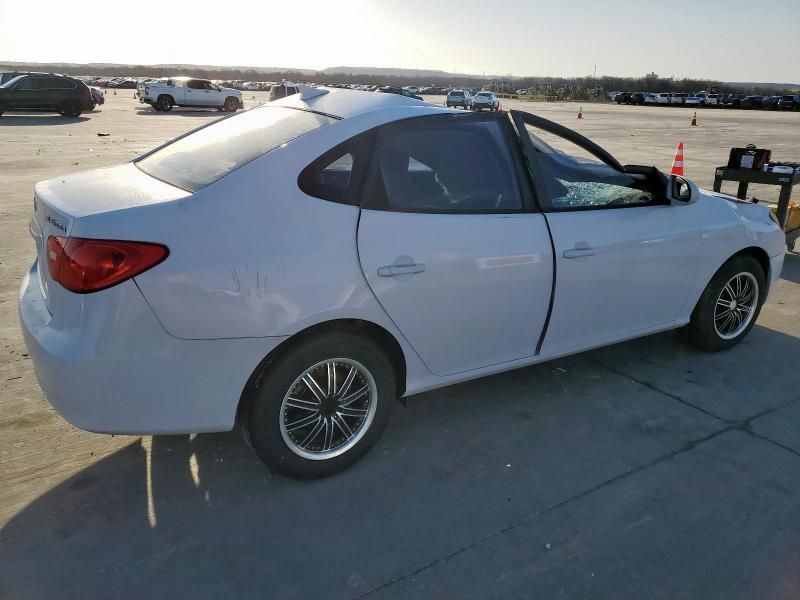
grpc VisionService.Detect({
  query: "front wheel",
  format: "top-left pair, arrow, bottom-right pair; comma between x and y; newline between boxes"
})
223,96 -> 239,112
685,255 -> 765,351
245,331 -> 396,479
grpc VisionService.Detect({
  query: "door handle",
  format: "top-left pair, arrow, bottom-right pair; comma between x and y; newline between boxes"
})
377,263 -> 426,277
563,248 -> 595,259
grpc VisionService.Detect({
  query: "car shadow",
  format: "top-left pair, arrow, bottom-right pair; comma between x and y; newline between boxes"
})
0,115 -> 90,125
2,316 -> 800,598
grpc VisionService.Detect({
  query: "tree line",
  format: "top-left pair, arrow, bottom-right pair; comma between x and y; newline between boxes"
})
1,63 -> 795,95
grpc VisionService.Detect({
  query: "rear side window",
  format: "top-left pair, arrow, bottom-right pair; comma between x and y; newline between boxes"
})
136,107 -> 336,192
369,116 -> 522,212
298,130 -> 375,205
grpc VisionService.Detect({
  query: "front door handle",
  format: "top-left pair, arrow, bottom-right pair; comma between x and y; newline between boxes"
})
377,263 -> 426,277
563,248 -> 595,259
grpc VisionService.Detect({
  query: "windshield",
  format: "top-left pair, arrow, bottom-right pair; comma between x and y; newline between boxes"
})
477,92 -> 491,97
449,91 -> 464,97
136,106 -> 336,192
0,75 -> 24,89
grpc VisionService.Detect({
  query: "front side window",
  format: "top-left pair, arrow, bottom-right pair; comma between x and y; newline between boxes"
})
371,116 -> 522,212
137,106 -> 336,192
523,123 -> 660,210
12,77 -> 35,90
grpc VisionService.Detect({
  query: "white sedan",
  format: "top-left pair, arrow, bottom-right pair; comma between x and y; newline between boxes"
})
19,87 -> 785,478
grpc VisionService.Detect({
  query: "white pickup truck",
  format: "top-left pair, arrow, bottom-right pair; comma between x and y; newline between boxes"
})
137,77 -> 243,112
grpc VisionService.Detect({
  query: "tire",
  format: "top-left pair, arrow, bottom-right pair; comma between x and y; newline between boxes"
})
59,100 -> 80,117
156,95 -> 174,112
685,255 -> 765,352
223,96 -> 239,112
245,331 -> 396,479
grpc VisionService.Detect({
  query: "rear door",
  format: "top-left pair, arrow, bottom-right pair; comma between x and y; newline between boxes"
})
357,112 -> 554,376
184,79 -> 210,106
511,110 -> 702,357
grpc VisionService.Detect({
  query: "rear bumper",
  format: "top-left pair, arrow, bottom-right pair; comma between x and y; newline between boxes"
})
19,264 -> 286,434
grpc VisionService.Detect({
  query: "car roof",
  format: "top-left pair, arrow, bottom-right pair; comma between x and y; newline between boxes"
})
273,86 -> 441,119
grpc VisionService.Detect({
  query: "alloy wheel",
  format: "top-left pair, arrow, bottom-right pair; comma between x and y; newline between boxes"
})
714,272 -> 759,339
279,358 -> 377,460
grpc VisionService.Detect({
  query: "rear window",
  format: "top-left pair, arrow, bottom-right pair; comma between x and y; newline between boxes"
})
477,92 -> 491,97
136,107 -> 336,192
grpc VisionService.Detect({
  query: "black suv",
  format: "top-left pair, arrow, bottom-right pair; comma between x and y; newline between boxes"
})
0,73 -> 95,117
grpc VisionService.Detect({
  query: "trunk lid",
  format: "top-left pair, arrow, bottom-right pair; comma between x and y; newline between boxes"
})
31,163 -> 190,312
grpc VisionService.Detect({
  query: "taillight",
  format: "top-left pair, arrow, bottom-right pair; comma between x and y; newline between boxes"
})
47,236 -> 168,293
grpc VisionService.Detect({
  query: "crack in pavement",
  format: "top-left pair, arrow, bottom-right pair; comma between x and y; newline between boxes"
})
587,356 -> 731,424
355,369 -> 800,599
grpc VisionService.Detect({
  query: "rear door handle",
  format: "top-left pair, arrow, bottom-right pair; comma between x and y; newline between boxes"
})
377,263 -> 426,277
563,248 -> 595,259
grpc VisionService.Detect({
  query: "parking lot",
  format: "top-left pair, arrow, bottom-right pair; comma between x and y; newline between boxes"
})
1,92 -> 799,599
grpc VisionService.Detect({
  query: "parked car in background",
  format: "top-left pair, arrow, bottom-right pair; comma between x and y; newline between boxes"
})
138,77 -> 242,112
403,86 -> 421,95
90,87 -> 104,107
446,89 -> 472,109
762,96 -> 781,110
684,95 -> 702,107
615,92 -> 633,104
472,91 -> 500,111
655,92 -> 671,105
644,93 -> 657,105
19,87 -> 785,479
702,93 -> 720,106
0,73 -> 94,117
269,82 -> 299,102
739,96 -> 764,110
670,93 -> 687,105
378,86 -> 423,100
629,92 -> 647,105
778,95 -> 799,111
720,94 -> 745,108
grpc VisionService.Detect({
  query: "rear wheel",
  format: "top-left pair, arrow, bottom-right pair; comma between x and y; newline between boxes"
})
685,255 -> 765,351
245,331 -> 396,479
156,95 -> 174,112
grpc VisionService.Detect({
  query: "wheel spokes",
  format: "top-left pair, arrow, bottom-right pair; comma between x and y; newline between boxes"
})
286,411 -> 322,433
281,359 -> 376,458
302,373 -> 327,403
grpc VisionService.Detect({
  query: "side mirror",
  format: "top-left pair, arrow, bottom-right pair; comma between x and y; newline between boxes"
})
671,176 -> 692,202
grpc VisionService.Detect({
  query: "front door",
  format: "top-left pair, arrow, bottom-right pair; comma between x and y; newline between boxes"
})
357,113 -> 554,376
7,76 -> 41,110
512,111 -> 703,356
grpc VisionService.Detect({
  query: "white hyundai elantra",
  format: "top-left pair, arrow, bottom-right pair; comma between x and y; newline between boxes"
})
20,87 -> 785,478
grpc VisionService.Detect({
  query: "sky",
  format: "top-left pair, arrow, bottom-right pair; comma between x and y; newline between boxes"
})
1,0 -> 797,83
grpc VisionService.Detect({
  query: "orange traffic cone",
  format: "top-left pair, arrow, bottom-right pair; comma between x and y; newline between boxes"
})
691,112 -> 697,126
577,106 -> 583,119
671,142 -> 685,176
